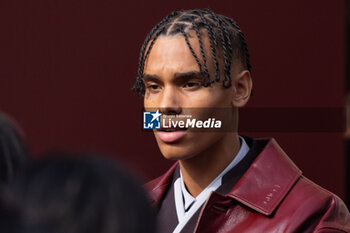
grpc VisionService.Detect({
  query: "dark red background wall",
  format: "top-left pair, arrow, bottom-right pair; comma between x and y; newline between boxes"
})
0,1 -> 345,198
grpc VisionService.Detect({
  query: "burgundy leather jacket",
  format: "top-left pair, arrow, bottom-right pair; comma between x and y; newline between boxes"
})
146,138 -> 350,233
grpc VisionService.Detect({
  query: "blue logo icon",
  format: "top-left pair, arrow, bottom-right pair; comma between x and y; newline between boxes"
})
143,110 -> 161,129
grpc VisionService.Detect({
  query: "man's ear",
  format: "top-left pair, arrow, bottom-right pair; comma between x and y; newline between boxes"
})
231,70 -> 252,108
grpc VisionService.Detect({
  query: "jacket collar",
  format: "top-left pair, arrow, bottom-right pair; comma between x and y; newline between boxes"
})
227,138 -> 302,215
146,138 -> 302,216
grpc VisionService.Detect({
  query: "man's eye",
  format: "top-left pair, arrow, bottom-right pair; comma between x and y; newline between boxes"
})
184,82 -> 201,88
146,84 -> 160,90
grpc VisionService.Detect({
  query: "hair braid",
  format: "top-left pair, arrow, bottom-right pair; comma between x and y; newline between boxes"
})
198,10 -> 219,84
181,29 -> 203,72
221,20 -> 233,87
134,23 -> 164,93
207,10 -> 231,87
133,11 -> 181,94
191,20 -> 209,84
143,27 -> 165,65
226,17 -> 251,72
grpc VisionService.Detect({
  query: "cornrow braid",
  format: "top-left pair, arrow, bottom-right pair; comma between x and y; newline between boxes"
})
191,20 -> 210,85
225,17 -> 251,72
198,10 -> 220,84
206,9 -> 232,88
133,11 -> 181,93
181,29 -> 203,73
221,19 -> 233,87
132,9 -> 252,95
143,27 -> 166,66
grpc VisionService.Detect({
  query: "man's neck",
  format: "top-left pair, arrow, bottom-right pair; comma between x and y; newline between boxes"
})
178,133 -> 241,198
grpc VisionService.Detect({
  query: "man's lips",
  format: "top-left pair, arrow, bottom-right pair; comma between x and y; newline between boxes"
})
156,129 -> 187,143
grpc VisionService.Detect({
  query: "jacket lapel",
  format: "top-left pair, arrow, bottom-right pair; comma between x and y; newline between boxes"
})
227,138 -> 302,216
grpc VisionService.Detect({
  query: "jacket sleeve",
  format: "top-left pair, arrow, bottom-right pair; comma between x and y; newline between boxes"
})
313,196 -> 350,233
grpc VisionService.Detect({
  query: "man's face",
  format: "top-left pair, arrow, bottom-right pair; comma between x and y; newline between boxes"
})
143,34 -> 237,161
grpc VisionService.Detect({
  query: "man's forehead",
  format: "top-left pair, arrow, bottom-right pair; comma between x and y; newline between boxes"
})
147,33 -> 210,54
144,35 -> 202,76
146,35 -> 199,60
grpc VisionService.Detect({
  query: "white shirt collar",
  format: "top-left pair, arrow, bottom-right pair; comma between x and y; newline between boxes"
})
180,174 -> 196,211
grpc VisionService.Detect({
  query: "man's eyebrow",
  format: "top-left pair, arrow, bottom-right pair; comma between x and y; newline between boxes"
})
174,71 -> 205,79
142,71 -> 205,82
142,73 -> 160,81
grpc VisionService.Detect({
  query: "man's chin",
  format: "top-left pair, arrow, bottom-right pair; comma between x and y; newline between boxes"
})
158,145 -> 196,161
160,151 -> 192,161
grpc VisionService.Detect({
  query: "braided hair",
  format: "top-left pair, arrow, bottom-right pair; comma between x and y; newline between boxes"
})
132,8 -> 251,95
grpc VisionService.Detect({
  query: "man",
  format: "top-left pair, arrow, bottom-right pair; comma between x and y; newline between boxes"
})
133,9 -> 350,233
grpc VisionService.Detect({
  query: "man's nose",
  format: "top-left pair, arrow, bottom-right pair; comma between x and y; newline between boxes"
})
159,86 -> 182,115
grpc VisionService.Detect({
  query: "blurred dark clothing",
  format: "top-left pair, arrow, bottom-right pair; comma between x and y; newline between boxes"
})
346,139 -> 350,207
0,113 -> 28,185
0,155 -> 155,233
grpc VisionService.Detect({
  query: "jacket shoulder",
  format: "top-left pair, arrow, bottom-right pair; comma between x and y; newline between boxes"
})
286,176 -> 350,232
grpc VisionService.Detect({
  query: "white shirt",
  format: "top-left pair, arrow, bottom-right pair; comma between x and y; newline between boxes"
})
173,136 -> 250,233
